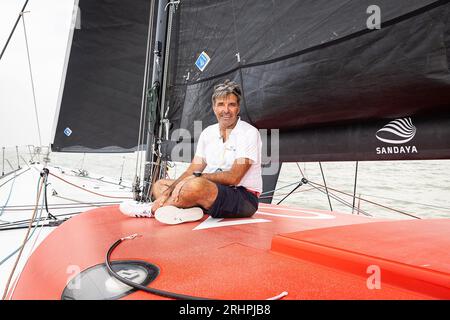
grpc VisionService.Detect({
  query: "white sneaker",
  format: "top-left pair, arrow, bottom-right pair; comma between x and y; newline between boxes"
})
155,206 -> 204,225
119,200 -> 154,218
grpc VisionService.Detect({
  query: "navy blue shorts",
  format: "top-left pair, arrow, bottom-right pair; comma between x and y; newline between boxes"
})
207,184 -> 259,219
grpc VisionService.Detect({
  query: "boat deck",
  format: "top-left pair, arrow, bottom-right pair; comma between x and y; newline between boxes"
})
10,203 -> 450,299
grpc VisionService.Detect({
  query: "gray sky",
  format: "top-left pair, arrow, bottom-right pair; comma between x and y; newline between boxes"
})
0,0 -> 75,147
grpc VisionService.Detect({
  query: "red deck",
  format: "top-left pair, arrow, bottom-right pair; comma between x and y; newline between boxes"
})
10,203 -> 450,299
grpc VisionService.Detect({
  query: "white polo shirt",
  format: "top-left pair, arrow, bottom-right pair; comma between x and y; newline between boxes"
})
195,118 -> 263,194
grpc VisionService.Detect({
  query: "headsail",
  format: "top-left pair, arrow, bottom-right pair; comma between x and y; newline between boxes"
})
52,0 -> 153,153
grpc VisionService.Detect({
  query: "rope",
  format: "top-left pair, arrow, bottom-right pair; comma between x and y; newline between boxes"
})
48,172 -> 132,200
6,186 -> 50,299
106,234 -> 288,300
21,12 -> 42,147
0,179 -> 46,265
2,175 -> 44,300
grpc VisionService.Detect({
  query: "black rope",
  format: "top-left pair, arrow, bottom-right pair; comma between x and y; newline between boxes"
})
276,180 -> 305,205
0,0 -> 29,61
106,236 -> 210,300
42,174 -> 57,221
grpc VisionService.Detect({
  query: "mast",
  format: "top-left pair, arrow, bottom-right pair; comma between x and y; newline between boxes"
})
141,0 -> 178,201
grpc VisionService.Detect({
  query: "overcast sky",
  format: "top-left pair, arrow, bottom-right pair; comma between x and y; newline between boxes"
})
0,0 -> 75,147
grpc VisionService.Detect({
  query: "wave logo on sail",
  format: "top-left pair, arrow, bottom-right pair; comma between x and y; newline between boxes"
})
375,118 -> 416,145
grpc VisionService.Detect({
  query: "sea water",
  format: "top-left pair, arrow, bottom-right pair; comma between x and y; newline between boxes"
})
2,146 -> 450,220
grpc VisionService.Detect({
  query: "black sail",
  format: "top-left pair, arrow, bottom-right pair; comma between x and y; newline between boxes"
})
165,0 -> 450,162
52,0 -> 152,153
53,0 -> 450,162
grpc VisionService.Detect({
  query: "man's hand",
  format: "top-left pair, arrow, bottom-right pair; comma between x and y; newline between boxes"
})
202,158 -> 252,186
151,191 -> 171,213
171,175 -> 195,202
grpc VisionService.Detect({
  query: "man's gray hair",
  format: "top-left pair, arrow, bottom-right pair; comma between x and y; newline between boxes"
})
212,80 -> 242,105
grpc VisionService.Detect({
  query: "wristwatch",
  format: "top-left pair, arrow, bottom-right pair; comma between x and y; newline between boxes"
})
193,171 -> 202,177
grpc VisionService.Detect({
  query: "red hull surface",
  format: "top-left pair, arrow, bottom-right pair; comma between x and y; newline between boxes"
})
10,203 -> 450,299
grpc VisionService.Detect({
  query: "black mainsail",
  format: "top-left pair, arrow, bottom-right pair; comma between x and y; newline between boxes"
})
53,0 -> 450,162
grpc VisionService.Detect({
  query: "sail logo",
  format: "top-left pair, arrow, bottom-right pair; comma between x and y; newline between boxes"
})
64,127 -> 73,137
375,118 -> 416,144
375,118 -> 418,155
195,51 -> 211,72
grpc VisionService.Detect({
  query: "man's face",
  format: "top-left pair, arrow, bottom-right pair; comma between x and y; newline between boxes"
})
213,93 -> 240,128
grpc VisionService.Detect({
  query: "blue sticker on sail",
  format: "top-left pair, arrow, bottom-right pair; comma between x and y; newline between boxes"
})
64,127 -> 72,137
195,51 -> 210,72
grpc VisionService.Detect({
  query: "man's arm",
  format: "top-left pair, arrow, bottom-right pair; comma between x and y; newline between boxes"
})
202,158 -> 252,186
161,156 -> 207,196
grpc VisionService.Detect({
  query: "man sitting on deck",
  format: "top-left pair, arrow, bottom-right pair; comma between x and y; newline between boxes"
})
126,80 -> 263,225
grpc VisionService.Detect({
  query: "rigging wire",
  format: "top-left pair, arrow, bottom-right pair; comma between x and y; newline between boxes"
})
296,162 -> 305,178
1,174 -> 44,300
1,200 -> 120,211
0,168 -> 30,191
260,180 -> 305,196
135,0 -> 157,184
307,180 -> 421,219
2,147 -> 4,176
359,194 -> 450,213
0,177 -> 46,263
21,12 -> 42,147
259,187 -> 316,200
0,212 -> 81,232
352,161 -> 359,214
6,185 -> 50,299
294,162 -> 423,218
318,162 -> 333,211
0,170 -> 17,217
48,172 -> 132,200
305,180 -> 372,217
308,181 -> 372,217
276,180 -> 305,205
266,177 -> 424,219
0,0 -> 29,61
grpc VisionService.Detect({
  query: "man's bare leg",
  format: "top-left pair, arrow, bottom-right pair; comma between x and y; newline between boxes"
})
151,179 -> 175,200
155,177 -> 218,211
